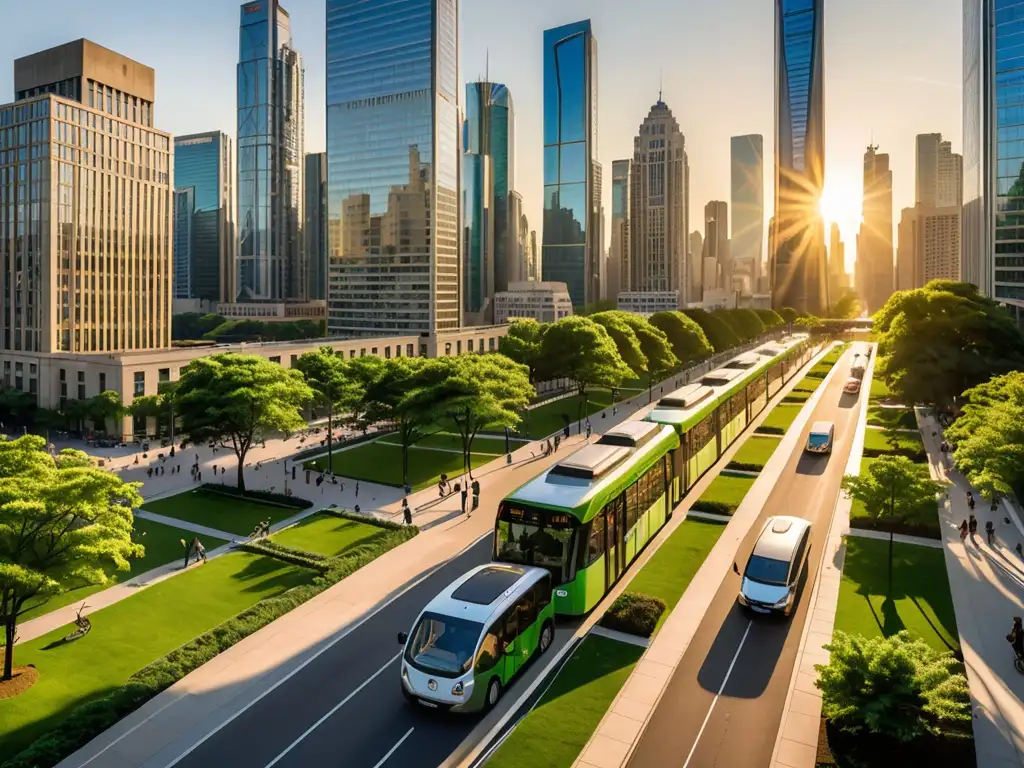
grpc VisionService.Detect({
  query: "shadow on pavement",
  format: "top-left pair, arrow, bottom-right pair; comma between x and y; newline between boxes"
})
795,454 -> 829,476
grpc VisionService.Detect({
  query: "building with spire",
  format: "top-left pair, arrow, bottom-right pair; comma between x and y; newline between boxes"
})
857,144 -> 894,312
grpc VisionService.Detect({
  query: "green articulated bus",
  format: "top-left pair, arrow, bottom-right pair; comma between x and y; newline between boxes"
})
493,334 -> 817,616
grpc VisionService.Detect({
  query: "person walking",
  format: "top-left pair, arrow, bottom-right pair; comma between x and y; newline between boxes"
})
355,481 -> 360,498
402,498 -> 412,526
969,515 -> 978,541
461,486 -> 469,515
968,495 -> 976,511
471,478 -> 480,510
586,422 -> 592,439
1008,617 -> 1024,661
986,520 -> 996,546
959,519 -> 969,541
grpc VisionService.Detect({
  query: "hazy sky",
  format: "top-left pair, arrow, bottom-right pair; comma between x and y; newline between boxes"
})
3,0 -> 962,272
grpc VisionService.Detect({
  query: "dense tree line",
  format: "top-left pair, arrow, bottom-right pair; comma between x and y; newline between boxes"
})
172,312 -> 325,344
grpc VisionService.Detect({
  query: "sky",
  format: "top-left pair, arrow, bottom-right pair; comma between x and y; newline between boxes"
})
2,0 -> 962,274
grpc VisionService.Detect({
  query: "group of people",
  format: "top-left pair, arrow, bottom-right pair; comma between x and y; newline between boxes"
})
433,473 -> 481,515
958,513 -> 995,545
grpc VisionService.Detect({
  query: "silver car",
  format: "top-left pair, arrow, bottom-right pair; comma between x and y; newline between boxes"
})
737,516 -> 812,617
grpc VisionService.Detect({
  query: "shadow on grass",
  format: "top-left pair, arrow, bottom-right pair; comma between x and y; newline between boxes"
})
229,554 -> 318,593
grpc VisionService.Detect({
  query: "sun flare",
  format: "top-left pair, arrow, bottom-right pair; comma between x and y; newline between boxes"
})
818,183 -> 860,228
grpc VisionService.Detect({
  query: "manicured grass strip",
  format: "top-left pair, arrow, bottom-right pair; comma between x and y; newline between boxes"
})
521,389 -> 614,440
869,376 -> 892,401
691,472 -> 757,516
782,390 -> 811,403
142,489 -> 285,537
867,406 -> 917,430
835,536 -> 959,653
0,552 -> 315,762
271,513 -> 384,558
376,431 -> 522,455
626,518 -> 727,634
305,440 -> 492,491
13,518 -> 228,626
757,403 -> 803,434
862,428 -> 924,456
486,636 -> 644,768
727,434 -> 783,472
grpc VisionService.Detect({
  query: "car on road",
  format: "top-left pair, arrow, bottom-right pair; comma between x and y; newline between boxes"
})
398,563 -> 555,713
805,421 -> 835,454
843,377 -> 862,395
737,516 -> 812,616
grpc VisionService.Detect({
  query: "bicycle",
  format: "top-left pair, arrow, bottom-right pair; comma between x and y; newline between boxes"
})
63,603 -> 92,642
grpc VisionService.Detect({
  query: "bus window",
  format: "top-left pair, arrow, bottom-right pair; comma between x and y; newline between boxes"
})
475,623 -> 501,673
502,606 -> 519,646
535,573 -> 552,611
518,588 -> 537,627
588,513 -> 606,564
495,505 -> 575,582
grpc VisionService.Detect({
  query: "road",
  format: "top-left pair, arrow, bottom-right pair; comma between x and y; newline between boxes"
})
169,537 -> 579,768
626,346 -> 861,768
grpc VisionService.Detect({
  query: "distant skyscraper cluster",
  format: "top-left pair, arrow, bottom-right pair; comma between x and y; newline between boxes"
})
857,145 -> 894,313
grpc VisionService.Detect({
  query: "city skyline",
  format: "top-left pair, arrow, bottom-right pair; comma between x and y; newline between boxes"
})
2,0 -> 961,277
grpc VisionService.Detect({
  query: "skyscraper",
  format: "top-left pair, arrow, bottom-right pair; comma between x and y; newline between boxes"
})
858,145 -> 894,312
304,153 -> 327,301
628,99 -> 689,303
508,191 -> 525,284
703,201 -> 729,294
610,159 -> 630,299
731,134 -> 764,292
326,0 -> 460,338
828,222 -> 846,300
897,206 -> 962,291
688,230 -> 703,300
963,0 -> 993,299
237,0 -> 305,302
772,0 -> 827,314
541,19 -> 599,308
916,133 -> 963,208
174,132 -> 235,303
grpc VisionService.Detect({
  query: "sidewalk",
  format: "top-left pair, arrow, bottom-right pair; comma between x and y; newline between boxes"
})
920,410 -> 1024,768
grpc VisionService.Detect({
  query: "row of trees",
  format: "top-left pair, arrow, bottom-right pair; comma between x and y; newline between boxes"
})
172,312 -> 325,344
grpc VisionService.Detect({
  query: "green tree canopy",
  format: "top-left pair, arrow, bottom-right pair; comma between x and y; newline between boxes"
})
294,347 -> 363,474
173,354 -> 313,490
682,308 -> 742,352
0,434 -> 144,678
816,630 -> 970,742
615,313 -> 678,381
778,306 -> 800,324
539,316 -> 633,416
172,312 -> 227,341
648,311 -> 713,365
500,319 -> 548,384
754,308 -> 786,328
830,290 -> 864,319
86,390 -> 126,433
590,312 -> 648,375
579,299 -> 617,316
794,315 -> 824,332
715,308 -> 766,341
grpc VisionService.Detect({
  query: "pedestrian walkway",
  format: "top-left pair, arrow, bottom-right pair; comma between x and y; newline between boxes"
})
845,526 -> 943,549
134,510 -> 239,542
919,410 -> 1024,768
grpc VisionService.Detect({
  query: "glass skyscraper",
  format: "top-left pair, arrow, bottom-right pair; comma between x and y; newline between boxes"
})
237,0 -> 305,302
304,152 -> 327,301
173,132 -> 234,303
542,19 -> 599,308
772,0 -> 827,314
326,0 -> 461,338
731,134 -> 764,293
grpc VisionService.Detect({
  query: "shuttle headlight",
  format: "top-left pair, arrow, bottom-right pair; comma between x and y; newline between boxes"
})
451,681 -> 465,696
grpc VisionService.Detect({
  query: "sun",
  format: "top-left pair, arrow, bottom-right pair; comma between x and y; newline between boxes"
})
818,181 -> 860,228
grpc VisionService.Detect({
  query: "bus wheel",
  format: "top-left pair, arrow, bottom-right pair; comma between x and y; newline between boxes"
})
539,621 -> 554,655
485,677 -> 502,710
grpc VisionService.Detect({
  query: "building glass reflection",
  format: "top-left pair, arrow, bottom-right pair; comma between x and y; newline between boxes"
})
326,0 -> 460,337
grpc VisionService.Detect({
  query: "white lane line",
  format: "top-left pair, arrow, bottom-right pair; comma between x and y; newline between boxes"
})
263,653 -> 401,768
682,620 -> 753,768
371,727 -> 415,768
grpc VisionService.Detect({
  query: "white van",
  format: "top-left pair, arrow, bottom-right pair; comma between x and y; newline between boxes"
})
738,516 -> 812,616
805,421 -> 835,454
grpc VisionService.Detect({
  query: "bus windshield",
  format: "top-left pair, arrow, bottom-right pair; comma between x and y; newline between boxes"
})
495,503 -> 575,583
808,433 -> 831,449
405,612 -> 482,677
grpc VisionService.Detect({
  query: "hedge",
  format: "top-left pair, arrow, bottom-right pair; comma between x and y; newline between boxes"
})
238,539 -> 331,572
725,461 -> 764,473
599,593 -> 666,638
848,516 -> 940,540
290,430 -> 391,462
862,446 -> 927,463
321,506 -> 409,531
2,526 -> 418,768
756,425 -> 785,436
199,483 -> 313,509
690,500 -> 733,516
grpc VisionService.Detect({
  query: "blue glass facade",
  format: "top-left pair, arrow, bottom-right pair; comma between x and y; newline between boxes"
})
326,0 -> 460,337
304,152 -> 327,301
730,134 -> 764,271
237,0 -> 304,302
542,20 -> 598,307
772,0 -> 827,314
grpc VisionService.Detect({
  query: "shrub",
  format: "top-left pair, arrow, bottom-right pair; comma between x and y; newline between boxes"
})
690,500 -> 733,516
600,592 -> 666,638
755,308 -> 785,328
320,507 -> 410,531
238,539 -> 331,571
816,630 -> 970,742
862,446 -> 927,462
290,430 -> 388,462
199,483 -> 313,509
682,308 -> 741,353
848,515 -> 940,540
725,461 -> 762,473
755,426 -> 785,436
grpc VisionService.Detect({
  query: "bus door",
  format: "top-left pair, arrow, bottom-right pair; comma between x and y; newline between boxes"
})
604,496 -> 627,586
499,605 -> 521,680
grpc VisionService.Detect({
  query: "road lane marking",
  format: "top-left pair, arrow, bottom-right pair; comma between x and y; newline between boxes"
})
682,619 -> 753,768
263,653 -> 401,768
372,727 -> 415,768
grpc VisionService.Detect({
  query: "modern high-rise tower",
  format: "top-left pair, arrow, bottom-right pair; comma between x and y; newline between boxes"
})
541,19 -> 599,308
916,133 -> 963,208
857,145 -> 894,312
772,0 -> 827,314
731,134 -> 764,292
828,222 -> 846,300
629,99 -> 689,301
236,0 -> 305,302
326,0 -> 461,338
703,201 -> 729,294
304,152 -> 327,301
610,159 -> 631,299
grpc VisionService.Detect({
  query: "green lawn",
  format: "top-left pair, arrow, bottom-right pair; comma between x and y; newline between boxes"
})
863,427 -> 924,456
142,489 -> 286,537
867,406 -> 917,430
869,375 -> 892,401
835,536 -> 959,653
0,552 -> 315,762
14,518 -> 228,626
521,389 -> 614,439
693,472 -> 757,515
758,403 -> 803,434
728,435 -> 783,472
271,514 -> 384,558
626,518 -> 727,633
783,391 -> 812,403
377,431 -> 523,455
305,440 -> 493,491
486,635 -> 644,768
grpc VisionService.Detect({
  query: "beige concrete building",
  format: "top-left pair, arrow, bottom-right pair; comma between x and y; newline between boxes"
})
616,291 -> 679,315
897,205 -> 962,291
493,282 -> 572,324
218,301 -> 326,323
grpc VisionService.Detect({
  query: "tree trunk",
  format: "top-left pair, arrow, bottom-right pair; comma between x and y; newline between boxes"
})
3,616 -> 15,680
888,530 -> 894,596
236,451 -> 246,491
402,442 -> 410,489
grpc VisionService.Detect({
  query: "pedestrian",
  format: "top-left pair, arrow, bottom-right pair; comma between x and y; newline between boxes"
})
969,495 -> 976,511
969,515 -> 978,540
461,486 -> 468,515
306,469 -> 310,484
354,504 -> 361,514
213,464 -> 217,475
1018,543 -> 1023,558
586,422 -> 592,439
554,435 -> 561,452
986,520 -> 996,545
147,467 -> 153,477
471,478 -> 480,510
197,471 -> 202,482
959,519 -> 968,541
402,498 -> 412,526
355,481 -> 360,498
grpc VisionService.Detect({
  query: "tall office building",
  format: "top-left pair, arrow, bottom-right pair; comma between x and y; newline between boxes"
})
541,19 -> 599,308
897,206 -> 961,291
2,39 -> 172,358
916,133 -> 963,208
304,153 -> 327,301
772,0 -> 827,314
828,222 -> 846,300
628,99 -> 689,302
174,132 -> 234,303
688,230 -> 703,300
237,0 -> 304,303
508,191 -> 525,284
610,159 -> 630,298
703,201 -> 729,294
326,0 -> 460,338
858,145 -> 894,312
731,134 -> 764,291
527,229 -> 539,281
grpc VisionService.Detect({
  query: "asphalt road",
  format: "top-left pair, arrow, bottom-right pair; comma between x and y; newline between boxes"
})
170,536 -> 578,768
626,346 -> 862,768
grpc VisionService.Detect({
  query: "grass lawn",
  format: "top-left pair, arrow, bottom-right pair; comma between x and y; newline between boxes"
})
271,513 -> 384,558
867,406 -> 917,430
758,403 -> 803,434
486,635 -> 644,768
869,375 -> 892,401
863,427 -> 924,456
626,518 -> 727,634
521,389 -> 615,440
694,472 -> 757,515
305,440 -> 493,491
13,518 -> 228,626
142,489 -> 287,537
728,435 -> 783,472
792,380 -> 820,393
0,552 -> 315,762
782,390 -> 811,403
377,431 -> 523,455
834,536 -> 959,653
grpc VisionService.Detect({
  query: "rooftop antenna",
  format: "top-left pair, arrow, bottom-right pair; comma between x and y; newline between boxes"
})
659,69 -> 663,102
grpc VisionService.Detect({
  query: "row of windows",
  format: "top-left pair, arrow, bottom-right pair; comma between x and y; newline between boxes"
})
586,453 -> 671,565
475,576 -> 552,674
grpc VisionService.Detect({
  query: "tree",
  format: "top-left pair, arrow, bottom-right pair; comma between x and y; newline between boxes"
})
295,348 -> 362,475
713,308 -> 765,341
840,456 -> 942,593
424,355 -> 532,478
173,354 -> 312,490
816,630 -> 970,742
539,316 -> 633,426
0,388 -> 38,431
682,308 -> 741,352
754,308 -> 785,328
616,313 -> 679,386
794,315 -> 824,332
0,435 -> 144,679
591,312 -> 648,375
649,311 -> 714,365
500,319 -> 548,385
830,290 -> 863,319
172,312 -> 227,341
778,306 -> 800,324
344,355 -> 389,429
86,390 -> 126,434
